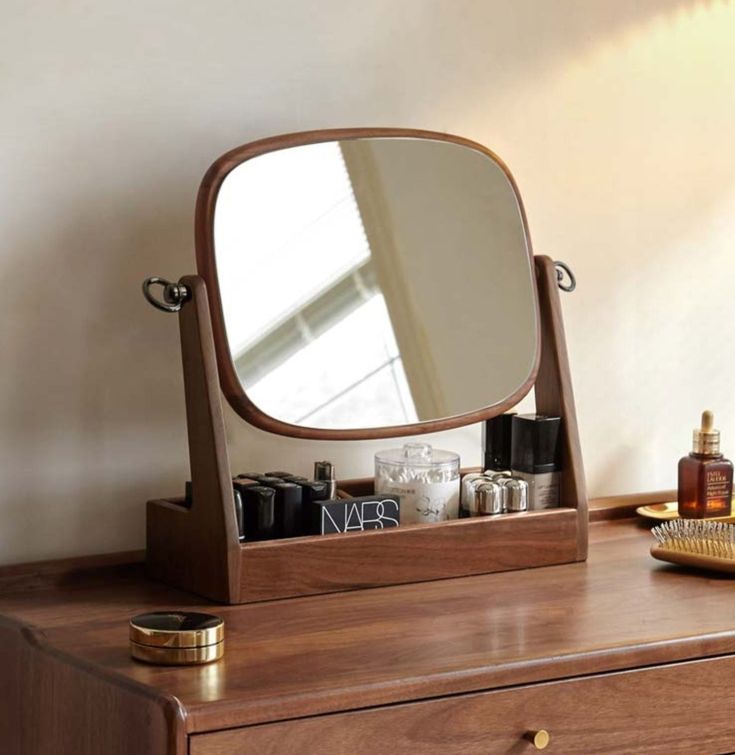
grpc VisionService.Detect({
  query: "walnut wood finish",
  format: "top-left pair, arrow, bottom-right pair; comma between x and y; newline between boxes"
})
146,257 -> 587,603
534,255 -> 588,561
5,518 -> 735,750
590,489 -> 677,522
195,127 -> 541,441
191,654 -> 735,754
235,507 -> 577,601
0,615 -> 186,755
146,275 -> 240,602
151,497 -> 579,603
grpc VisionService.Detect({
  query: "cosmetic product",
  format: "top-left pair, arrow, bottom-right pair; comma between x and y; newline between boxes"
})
314,495 -> 400,534
476,481 -> 503,515
678,411 -> 733,519
233,477 -> 259,488
487,471 -> 513,509
504,478 -> 529,513
263,480 -> 302,538
314,461 -> 337,500
375,443 -> 460,524
511,414 -> 562,510
460,474 -> 527,517
241,485 -> 277,541
232,488 -> 244,541
233,478 -> 259,493
293,479 -> 330,534
232,478 -> 259,541
482,413 -> 516,472
486,470 -> 512,481
129,611 -> 224,666
460,473 -> 487,517
265,471 -> 296,479
236,472 -> 262,480
254,475 -> 286,486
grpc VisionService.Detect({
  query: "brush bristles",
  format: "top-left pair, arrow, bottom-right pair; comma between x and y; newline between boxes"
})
652,519 -> 735,559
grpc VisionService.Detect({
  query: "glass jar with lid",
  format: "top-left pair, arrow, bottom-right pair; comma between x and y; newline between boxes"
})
375,442 -> 460,525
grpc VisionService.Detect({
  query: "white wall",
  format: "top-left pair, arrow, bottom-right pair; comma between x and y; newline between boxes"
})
2,0 -> 734,563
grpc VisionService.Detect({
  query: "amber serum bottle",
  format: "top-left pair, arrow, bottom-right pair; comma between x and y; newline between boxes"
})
678,411 -> 733,519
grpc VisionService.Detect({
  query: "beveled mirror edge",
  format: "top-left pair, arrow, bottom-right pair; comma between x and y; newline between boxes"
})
195,127 -> 541,440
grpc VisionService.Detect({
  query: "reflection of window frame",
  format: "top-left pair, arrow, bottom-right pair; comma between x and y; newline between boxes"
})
296,354 -> 408,425
340,140 -> 446,421
233,258 -> 378,385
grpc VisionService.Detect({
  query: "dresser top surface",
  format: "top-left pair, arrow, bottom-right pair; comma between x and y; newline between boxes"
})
2,518 -> 735,733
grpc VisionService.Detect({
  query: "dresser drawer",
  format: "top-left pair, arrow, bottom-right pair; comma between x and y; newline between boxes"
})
191,654 -> 735,754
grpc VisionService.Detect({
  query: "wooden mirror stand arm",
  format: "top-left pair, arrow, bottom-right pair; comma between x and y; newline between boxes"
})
146,275 -> 241,602
534,255 -> 588,560
146,258 -> 587,604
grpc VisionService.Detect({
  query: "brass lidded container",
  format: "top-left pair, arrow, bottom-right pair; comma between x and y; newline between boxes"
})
129,611 -> 224,666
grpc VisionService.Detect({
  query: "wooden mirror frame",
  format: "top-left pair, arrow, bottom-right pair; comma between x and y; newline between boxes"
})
195,127 -> 542,440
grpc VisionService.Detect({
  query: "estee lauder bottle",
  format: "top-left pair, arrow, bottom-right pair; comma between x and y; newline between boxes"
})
678,410 -> 733,519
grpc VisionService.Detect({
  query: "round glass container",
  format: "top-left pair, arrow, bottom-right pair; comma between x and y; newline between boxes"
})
375,442 -> 460,525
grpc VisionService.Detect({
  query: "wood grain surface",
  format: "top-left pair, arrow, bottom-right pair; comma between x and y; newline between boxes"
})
191,654 -> 735,754
147,275 -> 242,603
0,615 -> 186,755
534,255 -> 588,560
235,506 -> 579,601
3,518 -> 735,739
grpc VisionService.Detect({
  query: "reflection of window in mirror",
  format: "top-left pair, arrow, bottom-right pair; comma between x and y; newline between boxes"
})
215,142 -> 418,427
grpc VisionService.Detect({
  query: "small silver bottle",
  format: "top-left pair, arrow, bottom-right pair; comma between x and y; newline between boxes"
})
460,473 -> 487,517
504,478 -> 529,513
476,481 -> 504,515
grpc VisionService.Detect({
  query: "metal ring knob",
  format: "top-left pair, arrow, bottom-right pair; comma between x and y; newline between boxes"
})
554,260 -> 576,292
142,277 -> 190,313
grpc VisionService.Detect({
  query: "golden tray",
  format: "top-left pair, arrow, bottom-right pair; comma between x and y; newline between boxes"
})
637,500 -> 735,523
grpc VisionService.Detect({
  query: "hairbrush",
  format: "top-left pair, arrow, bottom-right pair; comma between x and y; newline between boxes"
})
651,519 -> 735,573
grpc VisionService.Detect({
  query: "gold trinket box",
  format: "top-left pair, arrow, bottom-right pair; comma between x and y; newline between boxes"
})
129,611 -> 224,665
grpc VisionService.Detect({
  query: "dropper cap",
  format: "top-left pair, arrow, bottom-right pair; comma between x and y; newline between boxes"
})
692,410 -> 721,455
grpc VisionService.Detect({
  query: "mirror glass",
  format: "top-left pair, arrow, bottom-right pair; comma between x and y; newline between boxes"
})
213,136 -> 537,430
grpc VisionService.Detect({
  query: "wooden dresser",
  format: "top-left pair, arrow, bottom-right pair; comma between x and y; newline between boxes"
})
2,505 -> 735,754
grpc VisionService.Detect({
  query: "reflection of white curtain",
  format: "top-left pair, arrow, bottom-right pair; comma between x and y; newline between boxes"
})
340,140 -> 446,421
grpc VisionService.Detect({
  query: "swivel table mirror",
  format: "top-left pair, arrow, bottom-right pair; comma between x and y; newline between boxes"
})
143,128 -> 586,604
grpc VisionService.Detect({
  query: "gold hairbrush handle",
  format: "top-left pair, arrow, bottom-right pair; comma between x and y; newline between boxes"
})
651,545 -> 735,574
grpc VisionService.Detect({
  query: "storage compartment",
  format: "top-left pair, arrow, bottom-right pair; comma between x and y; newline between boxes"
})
236,505 -> 579,601
149,491 -> 580,602
191,654 -> 735,754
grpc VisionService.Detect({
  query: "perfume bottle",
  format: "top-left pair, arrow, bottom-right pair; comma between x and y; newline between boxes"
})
678,411 -> 733,519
